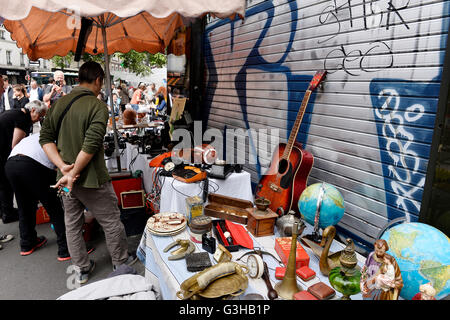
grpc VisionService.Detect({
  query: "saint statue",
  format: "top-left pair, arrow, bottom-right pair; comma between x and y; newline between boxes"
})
360,239 -> 403,300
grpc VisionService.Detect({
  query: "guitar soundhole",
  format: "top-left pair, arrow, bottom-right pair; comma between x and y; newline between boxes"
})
278,159 -> 289,175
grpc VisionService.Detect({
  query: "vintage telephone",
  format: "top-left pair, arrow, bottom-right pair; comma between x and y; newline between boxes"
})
172,165 -> 207,183
176,262 -> 249,300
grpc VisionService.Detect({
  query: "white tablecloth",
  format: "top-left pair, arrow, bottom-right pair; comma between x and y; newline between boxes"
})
159,170 -> 253,215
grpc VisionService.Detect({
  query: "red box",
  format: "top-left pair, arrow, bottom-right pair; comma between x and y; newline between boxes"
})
274,237 -> 310,269
36,206 -> 50,225
294,291 -> 318,300
111,177 -> 143,207
296,266 -> 316,281
275,267 -> 286,280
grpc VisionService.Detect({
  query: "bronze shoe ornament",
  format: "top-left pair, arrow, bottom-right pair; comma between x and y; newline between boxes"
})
164,239 -> 195,260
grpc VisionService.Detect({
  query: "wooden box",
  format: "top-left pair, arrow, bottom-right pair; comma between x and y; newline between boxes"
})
245,207 -> 278,237
203,193 -> 253,225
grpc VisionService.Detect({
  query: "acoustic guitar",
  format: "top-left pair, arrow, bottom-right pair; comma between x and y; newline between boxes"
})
256,70 -> 327,216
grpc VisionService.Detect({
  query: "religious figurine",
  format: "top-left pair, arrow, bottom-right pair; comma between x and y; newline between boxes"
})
360,239 -> 403,300
412,282 -> 437,300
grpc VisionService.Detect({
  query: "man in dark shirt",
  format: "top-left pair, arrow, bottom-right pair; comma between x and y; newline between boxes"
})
0,75 -> 15,113
40,61 -> 134,285
0,100 -> 48,223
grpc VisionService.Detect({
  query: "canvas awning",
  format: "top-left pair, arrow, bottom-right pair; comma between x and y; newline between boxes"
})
0,0 -> 245,60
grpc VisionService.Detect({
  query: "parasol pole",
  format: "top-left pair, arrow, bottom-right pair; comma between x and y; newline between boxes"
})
101,24 -> 122,172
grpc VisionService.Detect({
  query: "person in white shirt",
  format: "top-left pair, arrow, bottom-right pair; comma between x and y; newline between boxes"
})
27,80 -> 44,102
144,83 -> 157,103
5,132 -> 71,259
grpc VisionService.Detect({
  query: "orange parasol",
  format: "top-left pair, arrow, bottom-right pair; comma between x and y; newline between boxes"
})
0,1 -> 245,172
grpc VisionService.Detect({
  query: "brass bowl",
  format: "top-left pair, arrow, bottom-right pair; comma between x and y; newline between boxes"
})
255,198 -> 271,211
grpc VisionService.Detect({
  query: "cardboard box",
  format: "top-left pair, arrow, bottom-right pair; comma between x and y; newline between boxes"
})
274,237 -> 310,269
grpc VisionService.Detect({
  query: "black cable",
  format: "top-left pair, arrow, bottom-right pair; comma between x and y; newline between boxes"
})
170,177 -> 202,198
128,146 -> 140,172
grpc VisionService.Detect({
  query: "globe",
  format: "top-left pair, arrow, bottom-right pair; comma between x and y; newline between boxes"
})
381,222 -> 450,300
298,183 -> 345,229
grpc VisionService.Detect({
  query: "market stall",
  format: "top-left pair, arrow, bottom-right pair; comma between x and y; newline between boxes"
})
136,221 -> 366,300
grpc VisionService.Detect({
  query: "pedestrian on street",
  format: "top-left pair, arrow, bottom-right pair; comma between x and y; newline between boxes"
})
43,70 -> 72,107
0,100 -> 47,224
27,79 -> 44,102
0,76 -> 12,247
117,84 -> 129,113
5,130 -> 70,258
12,84 -> 30,110
40,61 -> 135,285
0,75 -> 15,113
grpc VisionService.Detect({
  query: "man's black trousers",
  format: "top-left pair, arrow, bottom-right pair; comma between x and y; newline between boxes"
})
5,155 -> 68,254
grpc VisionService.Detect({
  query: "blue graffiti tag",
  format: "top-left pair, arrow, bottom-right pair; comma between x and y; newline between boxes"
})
370,80 -> 440,222
204,0 -> 317,178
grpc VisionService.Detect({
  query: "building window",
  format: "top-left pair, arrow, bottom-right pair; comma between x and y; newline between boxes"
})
0,30 -> 5,40
6,50 -> 12,65
20,53 -> 25,66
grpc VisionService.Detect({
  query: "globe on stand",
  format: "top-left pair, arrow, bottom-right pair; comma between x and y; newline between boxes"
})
380,222 -> 450,300
299,182 -> 345,243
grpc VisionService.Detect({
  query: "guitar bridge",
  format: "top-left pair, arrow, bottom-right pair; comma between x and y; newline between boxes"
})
269,183 -> 282,193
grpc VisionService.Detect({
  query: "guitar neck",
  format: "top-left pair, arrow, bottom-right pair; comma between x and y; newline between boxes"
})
282,89 -> 312,159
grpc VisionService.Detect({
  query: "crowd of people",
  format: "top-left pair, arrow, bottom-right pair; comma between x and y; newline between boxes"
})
105,81 -> 174,118
0,62 -> 148,284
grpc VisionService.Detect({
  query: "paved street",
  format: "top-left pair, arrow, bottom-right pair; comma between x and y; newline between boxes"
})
0,220 -> 145,300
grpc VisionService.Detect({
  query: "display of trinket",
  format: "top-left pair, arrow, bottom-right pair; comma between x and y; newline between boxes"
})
185,252 -> 212,272
203,194 -> 253,225
412,282 -> 437,300
301,226 -> 360,276
293,291 -> 319,300
163,239 -> 195,261
360,239 -> 403,300
146,212 -> 187,236
274,222 -> 303,300
276,210 -> 306,237
328,238 -> 361,300
185,195 -> 204,224
307,282 -> 336,300
246,198 -> 279,237
274,237 -> 310,269
212,219 -> 253,252
188,215 -> 212,243
213,243 -> 233,263
202,232 -> 216,254
176,262 -> 249,300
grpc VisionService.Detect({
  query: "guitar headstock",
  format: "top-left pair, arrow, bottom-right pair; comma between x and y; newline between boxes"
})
308,70 -> 327,91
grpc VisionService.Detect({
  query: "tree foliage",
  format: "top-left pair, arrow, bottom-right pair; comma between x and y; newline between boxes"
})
51,50 -> 167,77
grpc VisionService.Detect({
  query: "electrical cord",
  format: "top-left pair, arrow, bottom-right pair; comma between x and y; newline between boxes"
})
128,146 -> 140,173
170,175 -> 220,199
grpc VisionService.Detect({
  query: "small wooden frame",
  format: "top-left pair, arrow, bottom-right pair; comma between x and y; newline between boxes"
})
120,190 -> 145,209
